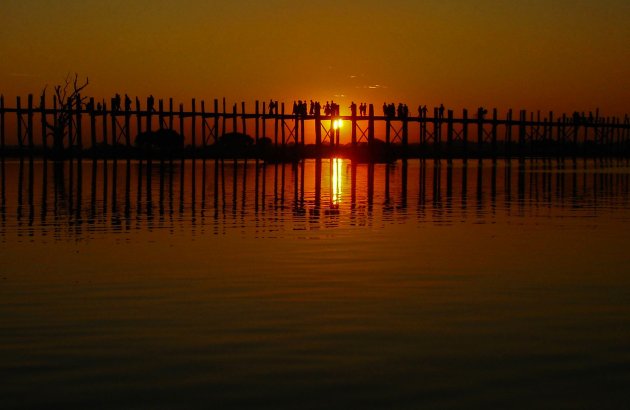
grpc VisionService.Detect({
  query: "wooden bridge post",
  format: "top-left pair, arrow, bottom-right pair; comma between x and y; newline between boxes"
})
519,110 -> 526,154
477,107 -> 483,154
201,100 -> 207,149
402,114 -> 409,152
560,113 -> 567,151
315,105 -> 321,148
491,108 -> 498,156
221,98 -> 226,136
261,101 -> 266,142
351,103 -> 357,146
178,103 -> 184,143
146,96 -> 153,133
110,98 -> 116,148
214,99 -> 220,143
169,98 -> 174,130
462,108 -> 469,158
67,98 -> 74,154
27,94 -> 34,155
274,101 -> 279,147
158,99 -> 164,129
135,98 -> 142,136
368,104 -> 375,147
294,105 -> 299,146
102,101 -> 108,149
300,114 -> 305,146
385,117 -> 390,146
191,98 -> 197,152
75,94 -> 82,155
40,94 -> 47,154
16,96 -> 23,153
446,110 -> 453,154
0,95 -> 4,154
231,103 -> 237,133
89,97 -> 96,150
433,107 -> 440,148
281,103 -> 286,148
506,109 -> 512,156
124,98 -> 131,148
241,101 -> 247,137
255,100 -> 260,144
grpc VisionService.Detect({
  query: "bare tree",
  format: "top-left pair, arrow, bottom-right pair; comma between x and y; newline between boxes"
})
41,73 -> 89,157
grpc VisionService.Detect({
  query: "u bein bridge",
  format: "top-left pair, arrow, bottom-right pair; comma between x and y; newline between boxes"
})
1,94 -> 630,160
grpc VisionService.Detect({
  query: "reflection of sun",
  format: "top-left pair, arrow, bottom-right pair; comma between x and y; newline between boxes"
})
332,158 -> 342,205
333,119 -> 343,130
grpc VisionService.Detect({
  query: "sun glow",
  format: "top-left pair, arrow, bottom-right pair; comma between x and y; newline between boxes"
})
333,119 -> 343,130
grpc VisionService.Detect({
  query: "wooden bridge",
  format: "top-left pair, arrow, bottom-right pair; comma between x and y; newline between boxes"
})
1,94 -> 629,159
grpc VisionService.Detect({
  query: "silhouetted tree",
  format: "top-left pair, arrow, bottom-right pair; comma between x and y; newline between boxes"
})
41,73 -> 89,158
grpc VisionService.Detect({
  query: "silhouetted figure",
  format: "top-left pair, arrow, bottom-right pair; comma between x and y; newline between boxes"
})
113,93 -> 121,112
324,102 -> 331,116
148,95 -> 155,112
477,106 -> 488,120
97,102 -> 102,112
439,104 -> 445,119
124,94 -> 132,111
309,100 -> 314,115
314,101 -> 321,116
350,101 -> 357,116
292,101 -> 298,115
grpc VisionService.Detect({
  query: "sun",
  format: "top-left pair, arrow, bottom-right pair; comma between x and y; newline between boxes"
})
333,119 -> 343,130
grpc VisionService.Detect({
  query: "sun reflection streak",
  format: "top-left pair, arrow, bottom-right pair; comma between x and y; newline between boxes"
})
332,158 -> 343,206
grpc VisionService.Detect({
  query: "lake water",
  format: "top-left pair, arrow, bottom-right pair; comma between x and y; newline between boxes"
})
2,158 -> 630,409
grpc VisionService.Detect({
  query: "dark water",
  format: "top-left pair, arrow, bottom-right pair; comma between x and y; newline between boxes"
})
2,158 -> 630,409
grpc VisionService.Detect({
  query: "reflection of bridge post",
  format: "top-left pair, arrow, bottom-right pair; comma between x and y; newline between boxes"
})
518,158 -> 525,206
461,160 -> 467,210
125,160 -> 131,224
385,163 -> 390,204
254,159 -> 260,211
401,159 -> 408,209
28,158 -> 34,226
419,159 -> 426,207
40,159 -> 47,225
504,159 -> 512,210
476,159 -> 483,213
300,161 -> 305,209
351,161 -> 357,210
260,160 -> 266,211
367,162 -> 374,210
293,162 -> 299,209
432,160 -> 441,206
491,159 -> 497,213
315,159 -> 322,210
446,160 -> 452,210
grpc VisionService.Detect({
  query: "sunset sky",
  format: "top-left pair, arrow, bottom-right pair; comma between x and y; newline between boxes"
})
1,0 -> 629,116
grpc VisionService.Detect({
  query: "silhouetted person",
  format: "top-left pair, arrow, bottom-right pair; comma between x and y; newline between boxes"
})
439,104 -> 445,119
309,100 -> 314,115
148,95 -> 155,112
292,101 -> 297,115
124,94 -> 132,111
113,93 -> 121,112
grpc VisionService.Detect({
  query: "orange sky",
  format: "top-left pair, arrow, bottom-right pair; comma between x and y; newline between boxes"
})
1,0 -> 629,116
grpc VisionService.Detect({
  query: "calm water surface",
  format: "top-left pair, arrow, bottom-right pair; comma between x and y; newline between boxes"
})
2,158 -> 630,409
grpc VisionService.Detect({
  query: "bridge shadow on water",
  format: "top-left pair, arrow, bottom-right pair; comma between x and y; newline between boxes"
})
1,156 -> 629,239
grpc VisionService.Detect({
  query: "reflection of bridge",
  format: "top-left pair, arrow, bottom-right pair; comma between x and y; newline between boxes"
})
1,95 -> 630,159
1,158 -> 629,238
